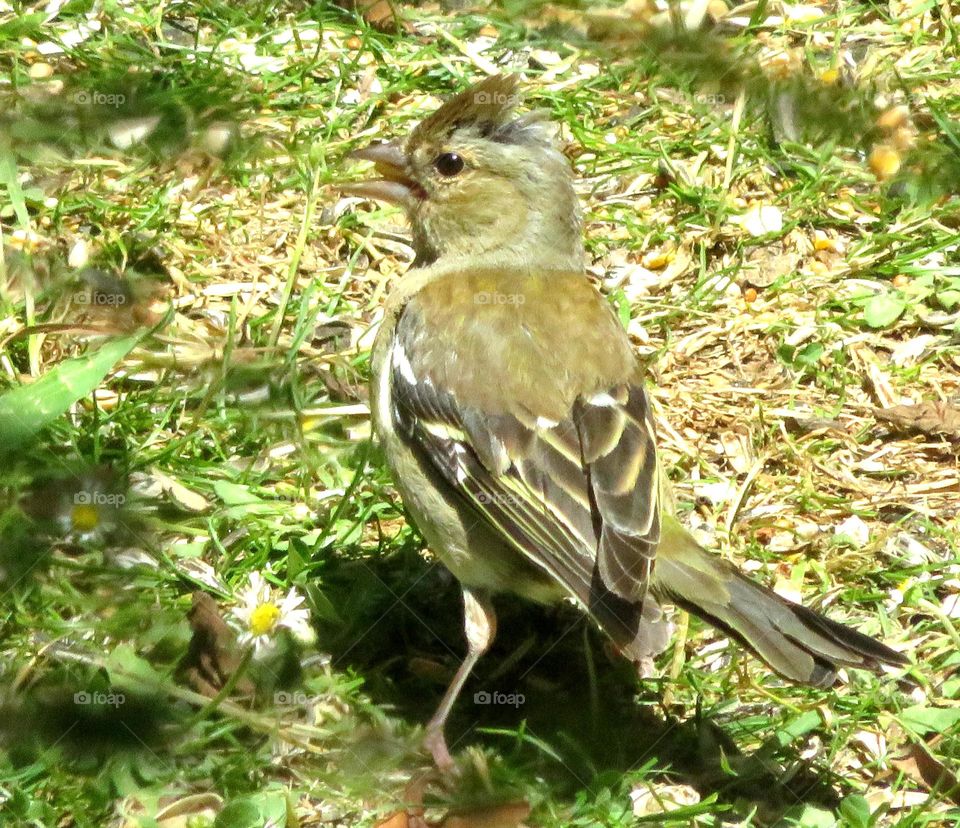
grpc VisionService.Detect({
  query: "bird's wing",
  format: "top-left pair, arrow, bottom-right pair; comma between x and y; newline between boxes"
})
386,270 -> 662,645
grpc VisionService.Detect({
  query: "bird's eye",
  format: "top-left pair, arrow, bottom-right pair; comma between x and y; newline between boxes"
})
433,152 -> 465,177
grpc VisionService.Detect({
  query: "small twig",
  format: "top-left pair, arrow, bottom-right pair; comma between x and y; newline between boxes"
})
724,450 -> 770,536
433,26 -> 500,76
722,88 -> 746,194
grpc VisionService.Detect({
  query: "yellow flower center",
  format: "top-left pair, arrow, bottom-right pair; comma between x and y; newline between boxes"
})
71,504 -> 101,532
249,603 -> 281,636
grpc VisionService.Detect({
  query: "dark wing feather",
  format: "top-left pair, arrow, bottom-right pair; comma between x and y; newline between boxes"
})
576,384 -> 660,603
388,302 -> 664,654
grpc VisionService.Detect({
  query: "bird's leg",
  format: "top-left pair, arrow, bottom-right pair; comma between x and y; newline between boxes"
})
424,588 -> 496,773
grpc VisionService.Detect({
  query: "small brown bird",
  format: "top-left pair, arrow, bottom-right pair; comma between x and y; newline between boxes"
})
345,75 -> 906,772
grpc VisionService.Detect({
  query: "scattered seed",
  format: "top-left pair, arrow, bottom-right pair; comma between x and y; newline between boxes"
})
29,62 -> 54,79
869,144 -> 901,180
877,105 -> 910,131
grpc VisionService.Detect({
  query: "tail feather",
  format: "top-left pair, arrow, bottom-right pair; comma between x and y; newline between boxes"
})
651,519 -> 906,686
587,568 -> 674,661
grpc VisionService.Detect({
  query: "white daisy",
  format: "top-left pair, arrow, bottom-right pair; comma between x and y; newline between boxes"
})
231,572 -> 315,656
53,480 -> 124,541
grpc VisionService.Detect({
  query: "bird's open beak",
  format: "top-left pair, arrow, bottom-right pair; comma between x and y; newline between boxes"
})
341,141 -> 422,207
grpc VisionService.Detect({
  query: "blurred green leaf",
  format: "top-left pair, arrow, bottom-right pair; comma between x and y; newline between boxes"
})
0,334 -> 141,452
766,709 -> 822,751
863,294 -> 907,328
0,140 -> 30,227
899,705 -> 960,735
796,341 -> 825,368
213,799 -> 261,828
105,644 -> 167,693
211,791 -> 286,828
839,794 -> 872,828
213,481 -> 263,506
792,804 -> 836,828
938,289 -> 960,310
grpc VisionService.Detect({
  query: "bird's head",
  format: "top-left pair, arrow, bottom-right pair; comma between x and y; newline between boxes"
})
345,75 -> 583,269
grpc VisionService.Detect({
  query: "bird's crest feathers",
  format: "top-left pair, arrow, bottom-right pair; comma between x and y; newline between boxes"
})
408,74 -> 551,149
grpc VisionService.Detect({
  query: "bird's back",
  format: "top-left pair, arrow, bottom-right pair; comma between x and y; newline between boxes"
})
396,268 -> 640,422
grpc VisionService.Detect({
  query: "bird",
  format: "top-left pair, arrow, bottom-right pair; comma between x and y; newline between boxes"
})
343,74 -> 907,772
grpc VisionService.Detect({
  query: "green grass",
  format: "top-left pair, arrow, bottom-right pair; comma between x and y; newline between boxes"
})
1,0 -> 959,825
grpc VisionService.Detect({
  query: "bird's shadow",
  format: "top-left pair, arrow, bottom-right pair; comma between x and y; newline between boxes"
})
317,550 -> 843,823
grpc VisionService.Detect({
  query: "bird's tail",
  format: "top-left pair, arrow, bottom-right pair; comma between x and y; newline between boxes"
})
650,517 -> 906,686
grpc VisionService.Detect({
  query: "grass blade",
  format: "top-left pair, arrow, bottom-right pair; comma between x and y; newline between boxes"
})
0,333 -> 142,452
